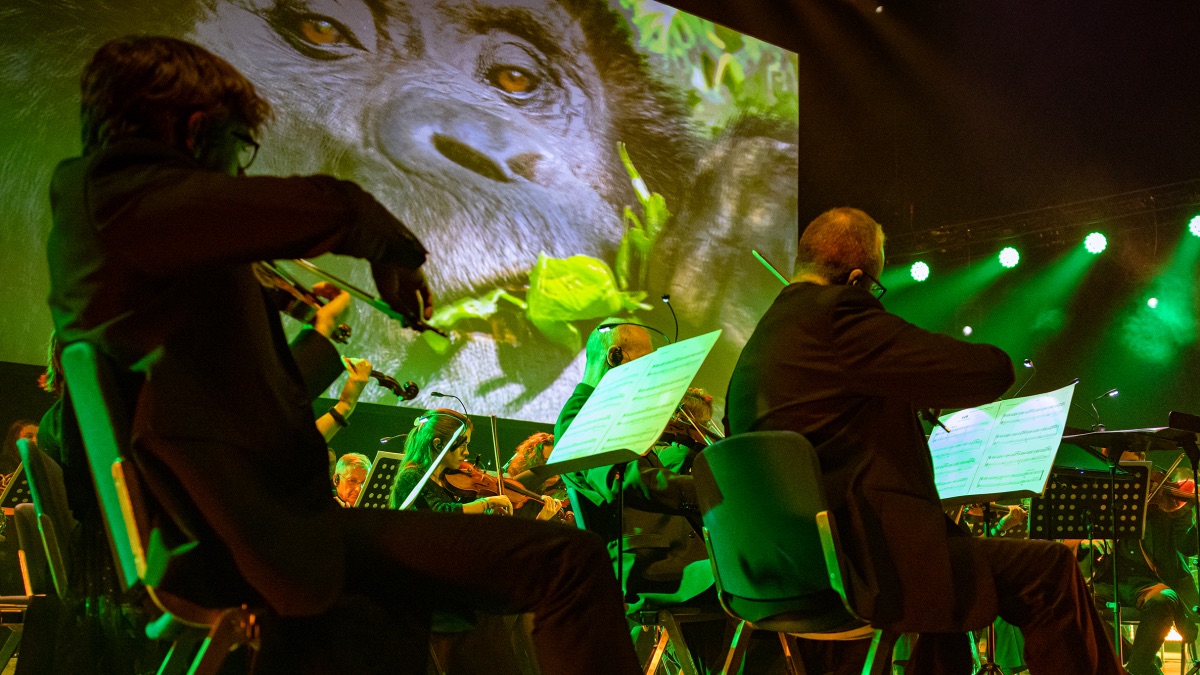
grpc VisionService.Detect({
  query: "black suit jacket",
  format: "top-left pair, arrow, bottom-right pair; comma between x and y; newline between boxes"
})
726,282 -> 1014,632
46,139 -> 426,613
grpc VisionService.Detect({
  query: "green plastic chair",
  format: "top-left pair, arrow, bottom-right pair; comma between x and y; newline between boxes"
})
61,341 -> 261,675
693,430 -> 898,675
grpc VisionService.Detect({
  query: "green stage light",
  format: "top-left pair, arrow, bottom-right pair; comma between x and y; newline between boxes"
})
998,247 -> 1020,268
1190,215 -> 1200,238
1084,232 -> 1107,254
910,261 -> 930,282
1148,297 -> 1159,309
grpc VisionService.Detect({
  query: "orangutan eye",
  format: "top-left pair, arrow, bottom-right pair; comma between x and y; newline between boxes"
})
300,18 -> 345,46
272,8 -> 365,60
490,67 -> 538,96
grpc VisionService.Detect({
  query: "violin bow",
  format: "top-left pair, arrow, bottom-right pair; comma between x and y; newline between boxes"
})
398,424 -> 466,511
490,415 -> 504,499
289,258 -> 449,338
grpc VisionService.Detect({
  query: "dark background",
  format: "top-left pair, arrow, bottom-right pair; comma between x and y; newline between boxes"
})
671,0 -> 1200,237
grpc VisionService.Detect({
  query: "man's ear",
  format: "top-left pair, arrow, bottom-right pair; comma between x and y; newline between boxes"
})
333,474 -> 340,485
846,269 -> 864,287
185,111 -> 208,154
607,346 -> 624,367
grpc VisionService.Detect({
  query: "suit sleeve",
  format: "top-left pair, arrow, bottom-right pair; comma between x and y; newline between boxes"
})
88,155 -> 425,276
555,384 -> 697,514
289,328 -> 345,401
830,290 -> 1015,408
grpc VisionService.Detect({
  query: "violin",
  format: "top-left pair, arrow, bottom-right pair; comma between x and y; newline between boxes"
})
1149,469 -> 1197,516
254,262 -> 420,400
443,461 -> 575,525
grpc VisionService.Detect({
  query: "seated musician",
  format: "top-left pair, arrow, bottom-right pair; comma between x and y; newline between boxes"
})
504,432 -> 567,501
725,207 -> 1121,674
390,409 -> 562,521
1091,454 -> 1199,675
332,453 -> 371,508
556,322 -> 722,647
45,35 -> 639,674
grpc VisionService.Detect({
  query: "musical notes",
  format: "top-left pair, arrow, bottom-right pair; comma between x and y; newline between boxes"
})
931,382 -> 1076,505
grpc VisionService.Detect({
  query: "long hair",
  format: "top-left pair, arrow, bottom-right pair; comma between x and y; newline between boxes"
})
505,432 -> 554,477
81,35 -> 271,153
2,419 -> 36,473
400,408 -> 472,473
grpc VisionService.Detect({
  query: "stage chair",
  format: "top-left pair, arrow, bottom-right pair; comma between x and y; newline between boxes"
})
692,430 -> 898,675
0,445 -> 52,671
61,341 -> 262,675
566,486 -> 736,675
16,438 -> 73,600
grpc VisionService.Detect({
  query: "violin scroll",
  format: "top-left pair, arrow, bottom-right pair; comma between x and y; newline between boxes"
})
370,370 -> 419,400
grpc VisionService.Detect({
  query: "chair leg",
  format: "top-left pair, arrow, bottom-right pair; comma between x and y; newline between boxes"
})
861,631 -> 900,675
188,607 -> 253,675
644,626 -> 670,675
659,611 -> 702,675
0,625 -> 21,671
157,629 -> 202,675
778,632 -> 805,675
716,621 -> 753,675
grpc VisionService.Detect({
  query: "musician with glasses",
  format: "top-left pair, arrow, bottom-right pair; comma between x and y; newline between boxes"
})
725,207 -> 1122,675
45,34 -> 638,675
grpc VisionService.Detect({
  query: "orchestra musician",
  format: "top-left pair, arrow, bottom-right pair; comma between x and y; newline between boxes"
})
1090,454 -> 1199,675
724,207 -> 1122,674
390,408 -> 562,521
45,35 -> 638,674
556,323 -> 735,669
332,453 -> 371,508
504,432 -> 567,501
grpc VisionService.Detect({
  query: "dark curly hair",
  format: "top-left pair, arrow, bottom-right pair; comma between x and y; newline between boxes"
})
81,35 -> 271,153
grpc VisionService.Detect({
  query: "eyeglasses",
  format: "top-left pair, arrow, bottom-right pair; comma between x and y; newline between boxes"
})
231,130 -> 259,172
860,271 -> 887,300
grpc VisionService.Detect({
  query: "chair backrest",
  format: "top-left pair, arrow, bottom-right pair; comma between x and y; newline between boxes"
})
60,341 -> 147,591
13,503 -> 46,596
693,430 -> 850,628
16,439 -> 72,599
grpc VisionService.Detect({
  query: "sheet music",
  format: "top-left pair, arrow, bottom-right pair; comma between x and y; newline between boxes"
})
546,330 -> 721,471
930,382 -> 1076,503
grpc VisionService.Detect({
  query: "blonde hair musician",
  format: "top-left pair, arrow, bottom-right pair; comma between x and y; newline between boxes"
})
389,409 -> 513,515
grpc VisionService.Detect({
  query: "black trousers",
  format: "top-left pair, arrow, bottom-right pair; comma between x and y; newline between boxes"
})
138,438 -> 641,675
906,538 -> 1121,675
1096,578 -> 1193,675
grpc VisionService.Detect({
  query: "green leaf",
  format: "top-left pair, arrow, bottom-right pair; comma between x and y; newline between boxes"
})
643,193 -> 671,240
428,288 -> 527,329
712,24 -> 743,53
529,317 -> 582,352
526,253 -> 649,325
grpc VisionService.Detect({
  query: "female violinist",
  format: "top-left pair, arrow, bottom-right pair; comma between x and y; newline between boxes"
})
390,409 -> 510,514
389,409 -> 563,521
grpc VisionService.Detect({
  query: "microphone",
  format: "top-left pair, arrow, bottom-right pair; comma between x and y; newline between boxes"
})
1089,388 -> 1119,431
661,294 -> 679,343
430,391 -> 468,415
380,433 -> 407,444
1008,359 -> 1037,399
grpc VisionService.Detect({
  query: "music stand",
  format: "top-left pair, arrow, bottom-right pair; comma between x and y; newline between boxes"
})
1028,463 -> 1151,542
355,451 -> 405,510
0,465 -> 31,516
